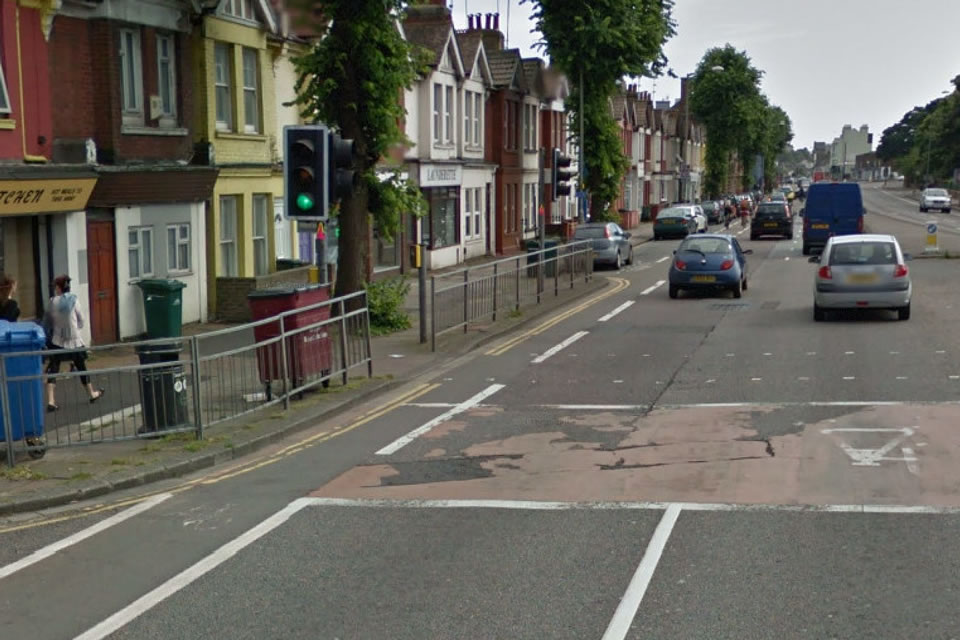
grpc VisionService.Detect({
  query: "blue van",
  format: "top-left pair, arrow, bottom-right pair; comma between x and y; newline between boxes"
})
801,182 -> 865,255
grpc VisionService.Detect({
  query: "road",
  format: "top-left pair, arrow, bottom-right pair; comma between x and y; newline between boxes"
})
4,190 -> 960,639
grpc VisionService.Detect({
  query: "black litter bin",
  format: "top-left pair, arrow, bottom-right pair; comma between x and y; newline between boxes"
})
136,341 -> 189,434
526,238 -> 559,277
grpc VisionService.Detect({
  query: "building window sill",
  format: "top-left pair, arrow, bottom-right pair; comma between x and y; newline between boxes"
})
216,131 -> 268,142
168,271 -> 194,278
433,143 -> 456,151
122,125 -> 188,137
464,145 -> 483,153
0,119 -> 14,130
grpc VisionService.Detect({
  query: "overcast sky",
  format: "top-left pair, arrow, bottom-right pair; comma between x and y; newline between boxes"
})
451,0 -> 960,150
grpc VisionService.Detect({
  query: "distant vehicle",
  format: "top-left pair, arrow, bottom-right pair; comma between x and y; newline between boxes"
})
701,201 -> 724,224
668,233 -> 753,299
573,222 -> 634,269
809,234 -> 912,321
769,192 -> 787,202
801,182 -> 865,255
653,207 -> 698,240
920,188 -> 952,213
751,202 -> 793,240
676,204 -> 708,232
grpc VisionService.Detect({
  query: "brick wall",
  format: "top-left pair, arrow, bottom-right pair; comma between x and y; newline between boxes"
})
215,265 -> 317,322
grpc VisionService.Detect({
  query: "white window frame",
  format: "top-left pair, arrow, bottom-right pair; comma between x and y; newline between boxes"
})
463,187 -> 472,238
156,34 -> 177,126
222,0 -> 257,22
128,226 -> 153,279
473,93 -> 482,149
444,85 -> 453,144
474,188 -> 482,240
463,90 -> 472,146
432,83 -> 442,144
214,43 -> 233,131
242,47 -> 260,134
166,223 -> 191,274
0,48 -> 11,114
219,196 -> 239,277
252,194 -> 270,276
119,29 -> 143,125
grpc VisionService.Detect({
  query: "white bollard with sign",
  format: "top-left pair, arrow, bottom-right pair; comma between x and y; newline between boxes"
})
923,221 -> 940,255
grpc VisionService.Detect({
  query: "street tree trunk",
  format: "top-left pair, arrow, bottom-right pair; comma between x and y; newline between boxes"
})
336,180 -> 370,300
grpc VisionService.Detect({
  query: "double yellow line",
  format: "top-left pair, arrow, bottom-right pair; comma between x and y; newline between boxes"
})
485,277 -> 631,356
0,383 -> 439,534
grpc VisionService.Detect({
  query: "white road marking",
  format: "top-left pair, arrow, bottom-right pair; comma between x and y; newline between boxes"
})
763,352 -> 772,356
843,376 -> 856,380
897,376 -> 908,380
531,331 -> 589,364
902,447 -> 919,475
79,404 -> 143,429
845,351 -> 855,355
706,379 -> 716,384
640,280 -> 666,295
784,257 -> 790,261
538,404 -> 649,411
950,376 -> 960,380
656,256 -> 669,263
797,377 -> 810,381
0,493 -> 172,581
73,498 -> 311,640
378,385 -> 505,456
725,353 -> 735,357
936,350 -> 946,354
658,400 -> 940,409
642,354 -> 651,357
806,352 -> 816,356
598,300 -> 636,322
821,427 -> 916,468
890,351 -> 900,355
601,504 -> 682,640
299,497 -> 960,514
751,377 -> 762,382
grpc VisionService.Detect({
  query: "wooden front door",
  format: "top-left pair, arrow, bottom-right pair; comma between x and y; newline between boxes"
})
87,220 -> 118,344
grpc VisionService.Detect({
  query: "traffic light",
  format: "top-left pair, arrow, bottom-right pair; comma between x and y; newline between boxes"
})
551,148 -> 574,201
328,131 -> 357,202
284,124 -> 327,219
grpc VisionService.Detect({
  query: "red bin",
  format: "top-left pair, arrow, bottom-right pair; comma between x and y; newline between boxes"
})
247,284 -> 333,398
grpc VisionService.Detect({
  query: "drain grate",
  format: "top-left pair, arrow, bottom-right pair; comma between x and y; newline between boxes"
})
708,302 -> 751,311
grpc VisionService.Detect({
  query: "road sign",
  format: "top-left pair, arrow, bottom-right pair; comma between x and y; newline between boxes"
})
925,220 -> 940,254
821,426 -> 919,474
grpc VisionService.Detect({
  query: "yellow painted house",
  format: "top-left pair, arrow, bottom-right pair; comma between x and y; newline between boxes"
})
193,0 -> 303,317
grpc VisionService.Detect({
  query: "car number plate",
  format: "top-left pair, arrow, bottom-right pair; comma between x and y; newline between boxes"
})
847,274 -> 876,284
764,223 -> 778,227
691,275 -> 716,283
811,223 -> 829,229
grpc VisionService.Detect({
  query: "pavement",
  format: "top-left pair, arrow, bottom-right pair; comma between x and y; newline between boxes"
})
10,206 -> 960,639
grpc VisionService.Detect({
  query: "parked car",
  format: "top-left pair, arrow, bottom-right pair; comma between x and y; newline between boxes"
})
751,202 -> 793,240
573,222 -> 633,269
809,234 -> 912,321
654,207 -> 698,240
702,201 -> 724,224
677,204 -> 708,232
801,182 -> 865,255
668,233 -> 752,299
920,188 -> 952,213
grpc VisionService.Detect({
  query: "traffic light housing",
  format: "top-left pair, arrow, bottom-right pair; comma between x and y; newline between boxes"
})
285,125 -> 327,219
551,148 -> 574,201
328,131 -> 357,202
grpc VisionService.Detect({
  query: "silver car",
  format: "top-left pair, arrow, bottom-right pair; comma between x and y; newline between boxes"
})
920,188 -> 952,213
573,222 -> 634,269
809,234 -> 912,321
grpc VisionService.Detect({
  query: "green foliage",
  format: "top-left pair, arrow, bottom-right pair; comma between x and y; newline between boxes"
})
524,0 -> 676,216
290,1 -> 429,293
365,277 -> 411,335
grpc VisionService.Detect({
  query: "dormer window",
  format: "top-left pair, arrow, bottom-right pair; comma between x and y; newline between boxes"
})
222,0 -> 258,22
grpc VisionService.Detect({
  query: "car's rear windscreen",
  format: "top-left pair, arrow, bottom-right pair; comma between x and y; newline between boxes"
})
828,242 -> 896,265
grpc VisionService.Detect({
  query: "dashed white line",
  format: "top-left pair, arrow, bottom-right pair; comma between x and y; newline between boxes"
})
890,351 -> 900,355
936,350 -> 947,354
640,280 -> 666,295
763,352 -> 773,356
0,493 -> 172,580
806,352 -> 816,356
843,376 -> 856,380
531,331 -> 590,364
797,377 -> 810,381
845,351 -> 855,355
751,377 -> 762,382
896,376 -> 908,380
598,301 -> 636,322
950,376 -> 960,380
655,256 -> 670,263
376,384 -> 506,455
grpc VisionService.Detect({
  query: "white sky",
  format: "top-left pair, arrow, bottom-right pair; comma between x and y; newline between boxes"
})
450,0 -> 960,150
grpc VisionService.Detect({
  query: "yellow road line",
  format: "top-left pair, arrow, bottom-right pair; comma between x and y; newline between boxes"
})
485,277 -> 631,356
0,383 -> 440,533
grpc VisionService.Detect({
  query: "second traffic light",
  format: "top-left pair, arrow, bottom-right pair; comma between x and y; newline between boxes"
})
551,148 -> 575,201
284,125 -> 357,220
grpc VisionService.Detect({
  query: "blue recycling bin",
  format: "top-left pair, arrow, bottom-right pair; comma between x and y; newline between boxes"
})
0,322 -> 46,455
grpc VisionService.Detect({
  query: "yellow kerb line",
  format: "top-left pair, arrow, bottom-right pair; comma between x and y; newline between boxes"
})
485,277 -> 631,356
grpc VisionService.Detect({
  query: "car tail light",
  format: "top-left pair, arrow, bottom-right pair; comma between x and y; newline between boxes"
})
818,265 -> 832,279
894,264 -> 908,278
604,226 -> 611,239
720,259 -> 734,270
857,216 -> 864,232
675,259 -> 687,270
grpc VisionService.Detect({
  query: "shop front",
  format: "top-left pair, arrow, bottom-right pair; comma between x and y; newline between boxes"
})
0,169 -> 98,343
418,162 -> 464,270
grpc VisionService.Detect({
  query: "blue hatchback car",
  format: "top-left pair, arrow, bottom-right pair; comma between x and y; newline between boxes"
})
668,234 -> 752,299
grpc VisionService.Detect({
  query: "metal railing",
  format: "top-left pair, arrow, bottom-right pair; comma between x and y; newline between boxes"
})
2,291 -> 372,466
430,240 -> 594,350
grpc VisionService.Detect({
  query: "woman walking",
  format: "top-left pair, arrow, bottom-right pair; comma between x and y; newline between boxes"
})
45,275 -> 103,412
0,275 -> 20,321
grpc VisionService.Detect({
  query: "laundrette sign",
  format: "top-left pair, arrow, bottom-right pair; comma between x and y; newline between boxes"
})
419,164 -> 462,187
0,178 -> 98,215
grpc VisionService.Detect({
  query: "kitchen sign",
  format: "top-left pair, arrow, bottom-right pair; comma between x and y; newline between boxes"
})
0,178 -> 98,215
419,164 -> 462,187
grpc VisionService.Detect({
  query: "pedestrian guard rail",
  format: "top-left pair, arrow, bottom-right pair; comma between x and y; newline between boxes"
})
2,291 -> 372,466
430,240 -> 595,350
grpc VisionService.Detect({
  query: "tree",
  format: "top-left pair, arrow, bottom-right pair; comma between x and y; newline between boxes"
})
876,100 -> 940,165
291,1 -> 426,296
524,0 -> 676,219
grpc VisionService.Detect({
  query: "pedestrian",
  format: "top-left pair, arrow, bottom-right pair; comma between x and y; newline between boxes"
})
44,274 -> 103,412
0,275 -> 20,321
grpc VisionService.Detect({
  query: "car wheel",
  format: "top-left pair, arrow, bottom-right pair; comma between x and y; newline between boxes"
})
814,304 -> 825,322
742,277 -> 748,291
946,209 -> 952,214
802,243 -> 810,256
653,234 -> 659,241
626,247 -> 634,265
920,206 -> 927,212
898,304 -> 911,321
615,251 -> 622,270
669,284 -> 679,299
750,234 -> 758,241
732,279 -> 742,299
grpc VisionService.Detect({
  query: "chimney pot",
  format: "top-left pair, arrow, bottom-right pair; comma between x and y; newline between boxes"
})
469,14 -> 475,29
494,13 -> 499,30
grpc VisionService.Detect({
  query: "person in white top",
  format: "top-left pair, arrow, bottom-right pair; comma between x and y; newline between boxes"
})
44,274 -> 104,412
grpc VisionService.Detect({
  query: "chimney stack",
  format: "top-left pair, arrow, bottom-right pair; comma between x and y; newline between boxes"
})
467,14 -> 473,29
493,13 -> 499,30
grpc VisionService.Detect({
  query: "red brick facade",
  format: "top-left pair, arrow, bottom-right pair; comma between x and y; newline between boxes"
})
486,89 -> 524,255
0,1 -> 53,160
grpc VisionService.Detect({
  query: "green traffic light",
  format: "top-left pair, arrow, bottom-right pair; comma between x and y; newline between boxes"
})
296,193 -> 314,211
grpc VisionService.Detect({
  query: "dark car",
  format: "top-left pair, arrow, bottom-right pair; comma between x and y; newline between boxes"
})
573,222 -> 633,269
701,201 -> 724,224
653,207 -> 698,240
668,234 -> 753,299
751,202 -> 793,240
